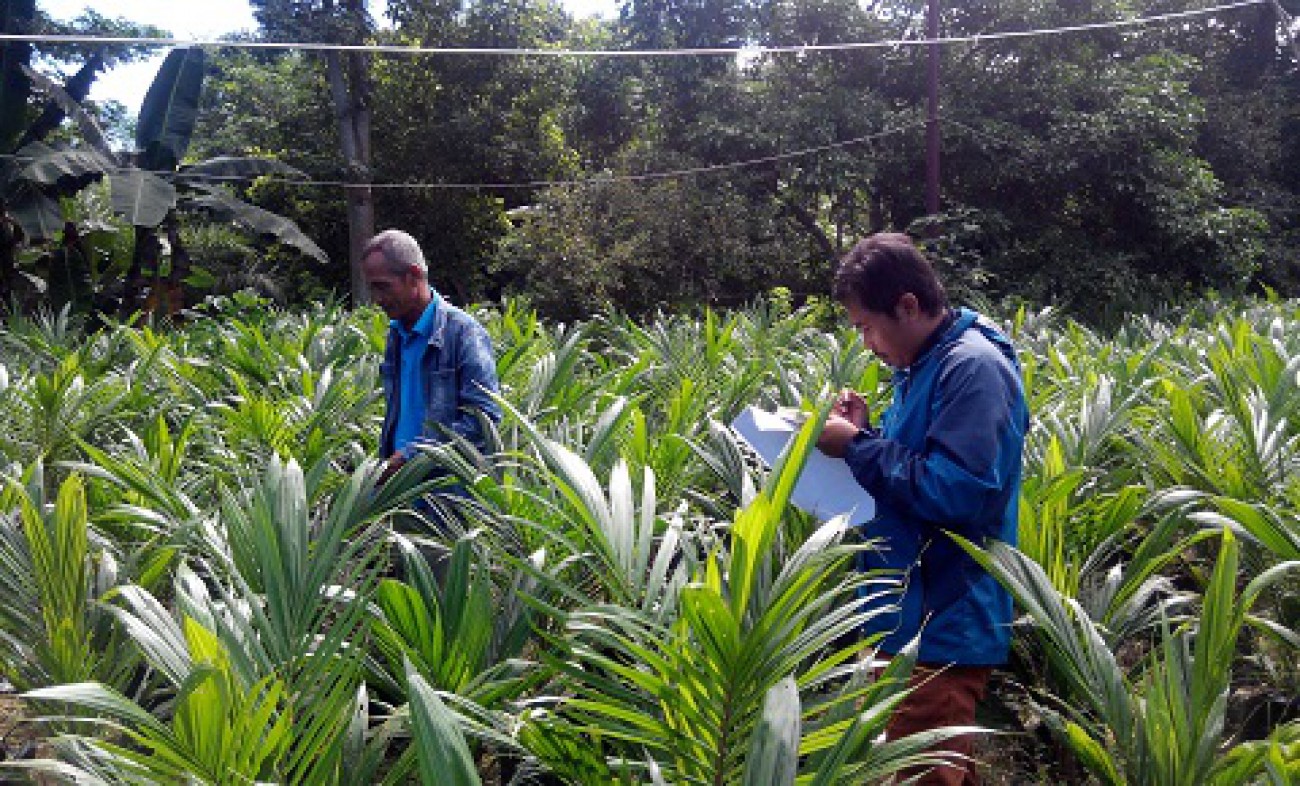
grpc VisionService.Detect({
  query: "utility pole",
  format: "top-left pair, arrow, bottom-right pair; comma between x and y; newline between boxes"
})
926,0 -> 941,219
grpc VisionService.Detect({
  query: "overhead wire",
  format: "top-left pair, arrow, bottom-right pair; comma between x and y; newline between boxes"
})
0,0 -> 1275,193
0,0 -> 1267,58
0,121 -> 927,190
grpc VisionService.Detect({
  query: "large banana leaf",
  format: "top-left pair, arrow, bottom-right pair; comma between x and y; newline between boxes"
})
8,181 -> 63,241
179,156 -> 307,182
110,169 -> 177,228
136,47 -> 206,171
19,62 -> 113,156
17,146 -> 113,189
184,190 -> 328,264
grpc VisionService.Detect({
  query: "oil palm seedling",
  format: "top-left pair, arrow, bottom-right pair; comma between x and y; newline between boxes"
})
0,468 -> 138,695
11,453 -> 439,784
958,529 -> 1300,786
509,407 -> 959,784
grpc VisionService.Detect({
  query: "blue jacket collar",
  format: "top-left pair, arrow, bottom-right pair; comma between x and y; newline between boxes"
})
390,292 -> 445,348
903,307 -> 975,373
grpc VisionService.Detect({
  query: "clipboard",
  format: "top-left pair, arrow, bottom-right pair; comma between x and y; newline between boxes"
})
730,406 -> 876,525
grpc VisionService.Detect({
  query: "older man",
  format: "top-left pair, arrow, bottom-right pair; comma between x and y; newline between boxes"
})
361,229 -> 501,482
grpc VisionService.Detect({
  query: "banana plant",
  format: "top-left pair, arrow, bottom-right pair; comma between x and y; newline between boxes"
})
0,0 -> 114,253
13,46 -> 327,317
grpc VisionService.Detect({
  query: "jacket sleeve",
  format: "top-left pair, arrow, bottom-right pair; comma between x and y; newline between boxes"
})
843,350 -> 1021,531
449,321 -> 503,446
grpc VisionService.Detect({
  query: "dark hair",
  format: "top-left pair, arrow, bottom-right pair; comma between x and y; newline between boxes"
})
832,233 -> 948,316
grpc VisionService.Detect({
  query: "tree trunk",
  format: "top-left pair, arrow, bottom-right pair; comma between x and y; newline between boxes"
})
325,42 -> 375,305
121,226 -> 158,319
163,216 -> 190,316
779,197 -> 839,268
0,206 -> 25,303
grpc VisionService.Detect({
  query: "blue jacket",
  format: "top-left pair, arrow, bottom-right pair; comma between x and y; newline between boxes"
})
379,302 -> 502,457
845,308 -> 1027,666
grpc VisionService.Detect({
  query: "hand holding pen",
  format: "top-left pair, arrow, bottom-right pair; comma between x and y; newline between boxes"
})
819,389 -> 870,458
832,389 -> 869,429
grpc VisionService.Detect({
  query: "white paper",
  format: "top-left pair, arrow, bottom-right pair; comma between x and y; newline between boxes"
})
730,406 -> 876,525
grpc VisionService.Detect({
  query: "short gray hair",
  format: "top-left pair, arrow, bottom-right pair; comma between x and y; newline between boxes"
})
363,229 -> 427,276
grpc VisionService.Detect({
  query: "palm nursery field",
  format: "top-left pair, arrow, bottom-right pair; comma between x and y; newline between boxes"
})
0,294 -> 1297,784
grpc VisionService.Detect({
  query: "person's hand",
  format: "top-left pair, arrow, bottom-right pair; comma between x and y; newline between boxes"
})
832,389 -> 869,429
378,452 -> 406,485
818,415 -> 864,458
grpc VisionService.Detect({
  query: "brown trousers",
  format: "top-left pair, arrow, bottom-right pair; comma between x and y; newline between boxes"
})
881,663 -> 993,786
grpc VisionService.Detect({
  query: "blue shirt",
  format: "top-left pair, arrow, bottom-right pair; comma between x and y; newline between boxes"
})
379,297 -> 502,459
391,295 -> 440,455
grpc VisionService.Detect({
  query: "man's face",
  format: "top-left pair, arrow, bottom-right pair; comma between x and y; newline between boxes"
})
845,297 -> 922,369
362,252 -> 422,324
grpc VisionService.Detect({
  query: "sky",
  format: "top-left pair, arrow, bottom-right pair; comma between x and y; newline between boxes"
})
41,0 -> 617,115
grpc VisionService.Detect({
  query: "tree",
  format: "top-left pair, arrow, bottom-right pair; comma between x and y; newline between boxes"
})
498,147 -> 808,319
252,0 -> 377,304
191,45 -> 353,299
191,0 -> 1300,317
369,0 -> 577,302
924,0 -> 1271,314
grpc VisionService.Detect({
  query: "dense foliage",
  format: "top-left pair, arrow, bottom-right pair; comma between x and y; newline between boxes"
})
185,0 -> 1300,319
0,295 -> 1296,783
1,0 -> 1296,321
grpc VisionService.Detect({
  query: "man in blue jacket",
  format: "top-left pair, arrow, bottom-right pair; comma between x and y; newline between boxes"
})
362,229 -> 502,486
817,233 -> 1027,786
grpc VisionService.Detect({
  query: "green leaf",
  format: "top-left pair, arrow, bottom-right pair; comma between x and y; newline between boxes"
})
16,146 -> 113,188
1209,497 -> 1300,561
19,63 -> 113,155
680,583 -> 740,665
183,265 -> 217,289
136,47 -> 206,170
24,681 -> 171,739
183,190 -> 328,263
1058,720 -> 1124,786
376,579 -> 439,670
742,677 -> 799,786
7,182 -> 63,241
110,169 -> 177,227
405,660 -> 482,786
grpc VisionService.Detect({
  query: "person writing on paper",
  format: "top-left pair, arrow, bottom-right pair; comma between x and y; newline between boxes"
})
816,233 -> 1027,786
